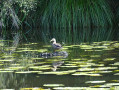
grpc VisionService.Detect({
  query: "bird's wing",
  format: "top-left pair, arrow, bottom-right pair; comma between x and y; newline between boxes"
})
54,43 -> 62,47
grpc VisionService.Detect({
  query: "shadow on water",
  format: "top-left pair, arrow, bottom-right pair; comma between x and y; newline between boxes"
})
1,28 -> 119,89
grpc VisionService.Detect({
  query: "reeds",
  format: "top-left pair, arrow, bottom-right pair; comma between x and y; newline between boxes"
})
41,0 -> 113,29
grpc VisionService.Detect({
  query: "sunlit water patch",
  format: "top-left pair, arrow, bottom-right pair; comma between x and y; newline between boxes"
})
0,40 -> 119,89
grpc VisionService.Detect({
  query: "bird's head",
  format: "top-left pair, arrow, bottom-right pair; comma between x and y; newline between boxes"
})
50,38 -> 56,43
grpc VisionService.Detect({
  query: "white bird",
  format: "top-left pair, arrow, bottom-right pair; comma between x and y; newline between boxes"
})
50,38 -> 62,50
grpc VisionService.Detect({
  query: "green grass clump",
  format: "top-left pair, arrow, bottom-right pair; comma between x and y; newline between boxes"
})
41,0 -> 113,29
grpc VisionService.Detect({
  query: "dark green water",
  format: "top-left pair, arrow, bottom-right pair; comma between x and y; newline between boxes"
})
0,40 -> 119,90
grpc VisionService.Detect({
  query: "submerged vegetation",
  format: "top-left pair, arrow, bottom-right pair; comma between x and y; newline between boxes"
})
0,0 -> 119,42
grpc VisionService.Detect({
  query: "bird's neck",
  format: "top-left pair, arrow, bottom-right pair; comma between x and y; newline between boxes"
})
53,41 -> 56,44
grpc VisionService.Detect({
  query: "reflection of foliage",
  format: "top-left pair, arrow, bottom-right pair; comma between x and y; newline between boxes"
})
0,73 -> 27,88
117,7 -> 119,24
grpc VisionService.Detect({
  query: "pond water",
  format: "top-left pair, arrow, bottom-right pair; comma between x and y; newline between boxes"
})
1,39 -> 119,90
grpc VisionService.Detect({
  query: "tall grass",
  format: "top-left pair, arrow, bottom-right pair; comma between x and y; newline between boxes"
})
41,0 -> 113,29
39,0 -> 114,43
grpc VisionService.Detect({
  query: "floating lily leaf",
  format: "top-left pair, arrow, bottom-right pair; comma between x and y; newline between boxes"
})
78,68 -> 94,71
30,43 -> 38,45
85,50 -> 94,51
112,62 -> 119,65
90,85 -> 110,88
21,87 -> 44,90
114,73 -> 119,75
86,80 -> 105,83
29,66 -> 51,70
29,71 -> 42,73
65,64 -> 77,66
63,46 -> 73,48
90,55 -> 101,58
17,48 -> 31,50
72,58 -> 82,60
80,45 -> 93,48
94,50 -> 103,51
0,59 -> 13,61
53,87 -> 93,90
62,47 -> 69,50
21,50 -> 38,52
99,71 -> 112,73
39,71 -> 69,75
43,45 -> 51,47
15,71 -> 32,73
72,72 -> 102,76
43,84 -> 64,87
95,67 -> 118,70
71,45 -> 81,47
0,71 -> 14,73
2,55 -> 14,58
105,83 -> 119,86
60,65 -> 78,67
11,64 -> 20,66
104,58 -> 116,61
9,66 -> 25,70
103,48 -> 114,50
38,49 -> 48,52
32,58 -> 44,60
93,46 -> 107,49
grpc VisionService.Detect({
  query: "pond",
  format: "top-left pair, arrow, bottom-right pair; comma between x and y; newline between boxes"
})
0,37 -> 119,90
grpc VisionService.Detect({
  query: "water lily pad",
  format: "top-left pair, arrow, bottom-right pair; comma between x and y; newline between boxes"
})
114,73 -> 119,75
63,46 -> 73,48
43,45 -> 51,47
99,71 -> 112,73
43,84 -> 64,87
53,87 -> 91,90
112,62 -> 119,65
0,71 -> 14,73
104,58 -> 116,61
38,49 -> 48,52
72,72 -> 102,76
9,67 -> 25,70
15,71 -> 32,73
60,65 -> 78,68
78,68 -> 94,71
39,71 -> 69,75
17,48 -> 31,50
86,80 -> 105,83
21,87 -> 44,90
95,67 -> 118,70
2,55 -> 14,58
90,55 -> 101,58
103,48 -> 114,50
22,50 -> 38,52
29,66 -> 51,70
32,58 -> 44,60
0,59 -> 13,61
85,50 -> 94,51
93,46 -> 107,49
105,83 -> 119,86
71,45 -> 81,47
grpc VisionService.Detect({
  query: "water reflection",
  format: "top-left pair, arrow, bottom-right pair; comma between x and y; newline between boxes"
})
40,51 -> 68,58
52,61 -> 64,71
